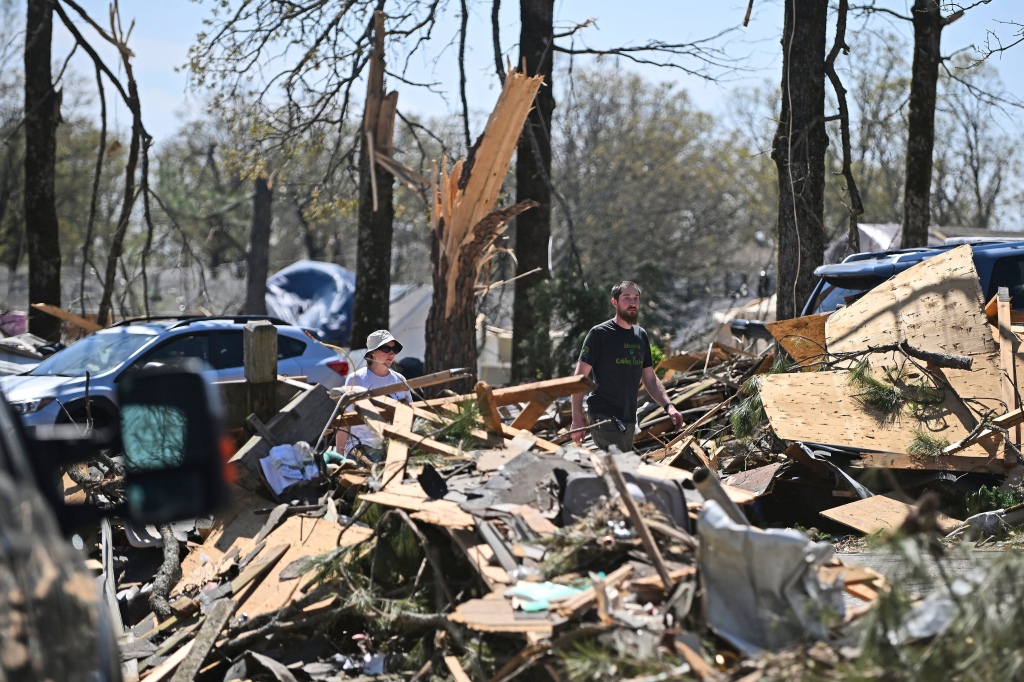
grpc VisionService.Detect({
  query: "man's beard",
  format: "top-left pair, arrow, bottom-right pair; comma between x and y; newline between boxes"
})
619,308 -> 639,324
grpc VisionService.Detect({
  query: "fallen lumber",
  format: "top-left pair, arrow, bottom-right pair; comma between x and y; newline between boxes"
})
416,375 -> 594,408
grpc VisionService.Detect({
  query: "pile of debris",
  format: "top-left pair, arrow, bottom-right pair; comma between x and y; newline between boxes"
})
96,245 -> 1024,681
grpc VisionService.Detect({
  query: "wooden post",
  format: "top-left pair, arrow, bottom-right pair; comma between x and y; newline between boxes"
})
475,381 -> 504,437
997,287 -> 1019,463
245,321 -> 278,425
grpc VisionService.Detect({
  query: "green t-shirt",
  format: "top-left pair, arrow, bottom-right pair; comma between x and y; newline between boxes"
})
579,320 -> 652,423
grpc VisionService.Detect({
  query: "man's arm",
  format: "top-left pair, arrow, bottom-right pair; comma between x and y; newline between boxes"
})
570,359 -> 593,444
641,366 -> 684,430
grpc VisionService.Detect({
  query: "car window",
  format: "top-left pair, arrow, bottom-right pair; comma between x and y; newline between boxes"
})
986,256 -> 1024,305
139,334 -> 211,369
279,336 -> 307,360
30,331 -> 156,377
211,331 -> 244,370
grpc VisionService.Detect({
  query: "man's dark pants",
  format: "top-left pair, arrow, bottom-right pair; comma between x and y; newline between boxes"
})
589,412 -> 635,453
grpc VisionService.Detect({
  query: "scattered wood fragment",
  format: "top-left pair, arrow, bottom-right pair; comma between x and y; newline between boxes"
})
820,494 -> 962,535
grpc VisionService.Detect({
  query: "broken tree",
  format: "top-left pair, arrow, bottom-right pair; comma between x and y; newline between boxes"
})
424,68 -> 543,380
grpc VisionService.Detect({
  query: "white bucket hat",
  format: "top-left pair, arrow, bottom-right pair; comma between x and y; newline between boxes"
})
364,329 -> 403,360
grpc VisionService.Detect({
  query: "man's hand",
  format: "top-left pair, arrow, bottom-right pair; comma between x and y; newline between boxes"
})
570,414 -> 586,444
666,404 -> 684,430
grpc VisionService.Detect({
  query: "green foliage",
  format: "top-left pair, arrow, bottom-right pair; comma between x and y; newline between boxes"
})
906,429 -> 950,458
962,485 -> 1024,517
411,401 -> 484,452
847,359 -> 944,418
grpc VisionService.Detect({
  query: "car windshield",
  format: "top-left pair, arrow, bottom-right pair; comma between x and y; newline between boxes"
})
806,282 -> 867,315
29,330 -> 157,377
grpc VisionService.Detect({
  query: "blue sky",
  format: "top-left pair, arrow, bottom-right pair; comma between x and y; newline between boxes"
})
50,1 -> 1024,145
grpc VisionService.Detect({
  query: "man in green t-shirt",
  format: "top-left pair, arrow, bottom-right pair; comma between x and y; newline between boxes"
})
571,281 -> 683,452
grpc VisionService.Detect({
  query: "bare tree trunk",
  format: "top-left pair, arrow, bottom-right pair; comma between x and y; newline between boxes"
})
351,11 -> 397,347
24,0 -> 61,341
772,0 -> 828,322
902,0 -> 942,248
511,0 -> 554,380
245,175 -> 272,315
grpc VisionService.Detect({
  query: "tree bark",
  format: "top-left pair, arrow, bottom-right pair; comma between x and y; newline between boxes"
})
351,11 -> 396,348
771,0 -> 828,322
245,175 -> 272,315
511,0 -> 554,380
902,0 -> 942,248
24,0 -> 61,341
426,202 -> 537,392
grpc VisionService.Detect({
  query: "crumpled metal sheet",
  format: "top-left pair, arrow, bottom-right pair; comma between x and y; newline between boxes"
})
698,500 -> 845,656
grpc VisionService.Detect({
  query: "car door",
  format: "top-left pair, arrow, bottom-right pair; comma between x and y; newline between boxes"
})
208,330 -> 309,382
128,332 -> 217,384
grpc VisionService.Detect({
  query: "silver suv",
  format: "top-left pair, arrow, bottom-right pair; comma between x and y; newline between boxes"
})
0,316 -> 349,429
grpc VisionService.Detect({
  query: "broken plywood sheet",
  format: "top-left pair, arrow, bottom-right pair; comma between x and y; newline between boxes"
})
766,313 -> 829,368
825,245 -> 999,403
759,370 -> 1001,461
448,594 -> 553,635
236,516 -> 372,617
821,494 -> 961,535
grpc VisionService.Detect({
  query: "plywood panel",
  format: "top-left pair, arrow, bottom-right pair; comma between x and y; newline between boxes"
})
821,494 -> 961,535
766,313 -> 830,368
759,370 -> 1000,461
825,245 -> 999,403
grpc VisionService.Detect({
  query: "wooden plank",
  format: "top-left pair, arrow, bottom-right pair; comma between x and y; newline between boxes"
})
556,564 -> 633,618
602,453 -> 674,590
382,404 -> 414,489
636,463 -> 756,504
140,641 -> 193,682
30,302 -> 103,333
168,599 -> 236,682
476,381 -> 504,436
448,596 -> 553,635
820,495 -> 962,535
851,450 -> 1014,474
998,287 -> 1020,462
360,486 -> 476,529
416,375 -> 594,408
444,656 -> 473,682
509,390 -> 554,430
380,423 -> 463,457
236,519 -> 372,617
943,407 -> 1024,456
765,312 -> 830,368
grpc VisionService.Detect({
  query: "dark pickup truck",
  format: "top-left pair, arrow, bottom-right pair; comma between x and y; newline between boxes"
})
732,239 -> 1024,340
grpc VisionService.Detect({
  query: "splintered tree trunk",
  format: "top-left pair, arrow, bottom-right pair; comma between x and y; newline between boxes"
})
245,175 -> 272,315
772,0 -> 828,322
902,0 -> 942,248
511,0 -> 554,380
24,0 -> 61,341
351,10 -> 397,347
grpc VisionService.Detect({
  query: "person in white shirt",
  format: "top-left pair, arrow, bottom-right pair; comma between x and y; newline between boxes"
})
335,329 -> 411,460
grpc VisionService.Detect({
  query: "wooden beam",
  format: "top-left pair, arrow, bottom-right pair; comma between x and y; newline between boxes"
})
509,390 -> 554,430
998,287 -> 1020,463
475,381 -> 504,436
382,404 -> 413,489
380,423 -> 464,457
942,408 -> 1024,456
30,302 -> 103,333
415,375 -> 594,408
